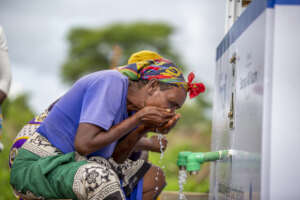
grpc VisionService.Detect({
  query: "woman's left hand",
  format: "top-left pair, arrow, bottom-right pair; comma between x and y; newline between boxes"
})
148,135 -> 168,153
155,113 -> 181,134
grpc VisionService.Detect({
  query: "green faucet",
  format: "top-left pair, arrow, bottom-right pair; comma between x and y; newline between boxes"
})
177,151 -> 192,170
177,150 -> 230,174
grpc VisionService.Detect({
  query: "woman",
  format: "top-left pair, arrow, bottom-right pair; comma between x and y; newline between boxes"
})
9,50 -> 205,200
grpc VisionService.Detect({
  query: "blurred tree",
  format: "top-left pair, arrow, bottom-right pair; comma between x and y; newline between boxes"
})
61,21 -> 212,132
62,22 -> 184,83
2,94 -> 35,130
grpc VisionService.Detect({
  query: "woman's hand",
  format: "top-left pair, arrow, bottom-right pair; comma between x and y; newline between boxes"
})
134,135 -> 168,153
148,135 -> 168,153
155,113 -> 181,134
136,106 -> 175,128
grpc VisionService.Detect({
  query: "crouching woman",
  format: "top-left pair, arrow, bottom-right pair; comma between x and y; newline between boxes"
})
9,51 -> 205,200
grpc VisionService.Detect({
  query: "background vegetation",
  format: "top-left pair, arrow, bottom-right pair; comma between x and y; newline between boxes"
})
0,95 -> 35,200
0,22 -> 212,199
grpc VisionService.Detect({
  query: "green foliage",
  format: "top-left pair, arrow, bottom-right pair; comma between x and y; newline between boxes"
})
62,22 -> 185,83
0,133 -> 17,200
2,94 -> 35,130
175,89 -> 212,133
0,94 -> 35,200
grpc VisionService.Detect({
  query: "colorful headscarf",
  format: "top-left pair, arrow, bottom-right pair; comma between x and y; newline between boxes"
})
117,50 -> 205,98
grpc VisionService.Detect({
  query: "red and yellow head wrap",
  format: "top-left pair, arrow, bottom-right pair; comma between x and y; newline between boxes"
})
117,50 -> 205,98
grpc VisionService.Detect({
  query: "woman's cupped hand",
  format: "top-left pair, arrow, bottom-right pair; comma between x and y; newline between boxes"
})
136,106 -> 181,134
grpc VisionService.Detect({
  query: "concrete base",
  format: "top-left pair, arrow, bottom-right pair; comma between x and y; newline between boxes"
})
159,191 -> 209,200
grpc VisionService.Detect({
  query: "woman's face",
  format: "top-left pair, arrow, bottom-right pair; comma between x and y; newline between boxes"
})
144,86 -> 187,111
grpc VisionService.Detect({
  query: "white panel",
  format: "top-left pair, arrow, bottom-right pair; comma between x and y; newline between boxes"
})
211,7 -> 268,199
260,8 -> 274,200
269,5 -> 300,200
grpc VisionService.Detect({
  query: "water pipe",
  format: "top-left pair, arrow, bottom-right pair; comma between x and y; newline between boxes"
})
177,150 -> 231,175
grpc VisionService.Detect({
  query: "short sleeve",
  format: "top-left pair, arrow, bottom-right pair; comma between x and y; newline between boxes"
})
79,74 -> 128,130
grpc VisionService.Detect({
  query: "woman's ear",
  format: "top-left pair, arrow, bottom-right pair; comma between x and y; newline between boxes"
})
145,79 -> 160,95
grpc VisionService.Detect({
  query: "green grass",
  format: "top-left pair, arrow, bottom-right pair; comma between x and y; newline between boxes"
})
0,129 -> 17,200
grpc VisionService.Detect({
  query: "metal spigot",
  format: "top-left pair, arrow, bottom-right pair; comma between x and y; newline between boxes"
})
189,171 -> 199,176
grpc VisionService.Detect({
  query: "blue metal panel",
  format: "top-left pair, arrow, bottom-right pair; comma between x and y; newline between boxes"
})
216,0 -> 268,61
275,0 -> 300,5
216,0 -> 300,61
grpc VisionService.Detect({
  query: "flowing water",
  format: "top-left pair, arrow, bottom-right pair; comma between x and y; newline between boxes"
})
155,134 -> 165,193
157,134 -> 165,168
155,134 -> 187,199
178,170 -> 188,200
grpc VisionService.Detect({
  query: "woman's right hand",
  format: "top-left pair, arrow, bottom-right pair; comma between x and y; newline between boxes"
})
136,106 -> 175,128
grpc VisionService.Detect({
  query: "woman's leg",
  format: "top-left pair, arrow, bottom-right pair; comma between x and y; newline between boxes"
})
73,161 -> 126,200
10,132 -> 126,200
142,165 -> 166,200
11,151 -> 126,200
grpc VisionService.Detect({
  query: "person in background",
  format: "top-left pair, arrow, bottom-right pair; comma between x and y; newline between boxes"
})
9,50 -> 205,200
0,25 -> 12,152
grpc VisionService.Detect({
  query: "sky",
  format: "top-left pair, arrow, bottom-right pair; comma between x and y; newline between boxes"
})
0,0 -> 226,112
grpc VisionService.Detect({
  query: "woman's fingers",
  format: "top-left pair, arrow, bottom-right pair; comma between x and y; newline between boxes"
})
149,135 -> 168,152
161,136 -> 168,151
169,114 -> 181,128
140,107 -> 175,127
137,106 -> 179,129
157,114 -> 181,134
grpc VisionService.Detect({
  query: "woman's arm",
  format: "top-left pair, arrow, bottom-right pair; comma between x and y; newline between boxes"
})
75,114 -> 141,156
74,106 -> 175,156
112,125 -> 148,163
134,135 -> 168,153
112,114 -> 180,163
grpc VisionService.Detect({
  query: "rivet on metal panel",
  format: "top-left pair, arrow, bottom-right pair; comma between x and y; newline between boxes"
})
228,92 -> 235,129
228,111 -> 233,118
242,0 -> 252,7
229,54 -> 237,64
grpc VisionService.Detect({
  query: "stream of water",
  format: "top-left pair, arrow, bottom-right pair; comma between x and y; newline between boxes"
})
155,134 -> 165,193
155,134 -> 187,199
178,169 -> 188,200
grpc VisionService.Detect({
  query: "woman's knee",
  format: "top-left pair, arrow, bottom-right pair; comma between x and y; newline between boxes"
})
73,162 -> 125,200
143,165 -> 166,193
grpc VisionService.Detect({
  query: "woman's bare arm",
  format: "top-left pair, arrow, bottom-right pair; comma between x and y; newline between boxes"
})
74,106 -> 174,156
134,135 -> 168,153
112,114 -> 179,163
112,125 -> 148,163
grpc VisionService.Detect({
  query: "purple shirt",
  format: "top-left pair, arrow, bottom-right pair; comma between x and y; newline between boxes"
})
37,70 -> 129,158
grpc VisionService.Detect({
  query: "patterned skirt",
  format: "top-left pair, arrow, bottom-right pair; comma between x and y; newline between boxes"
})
9,112 -> 150,200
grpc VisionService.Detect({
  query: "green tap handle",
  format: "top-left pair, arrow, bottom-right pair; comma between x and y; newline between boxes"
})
177,151 -> 192,169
